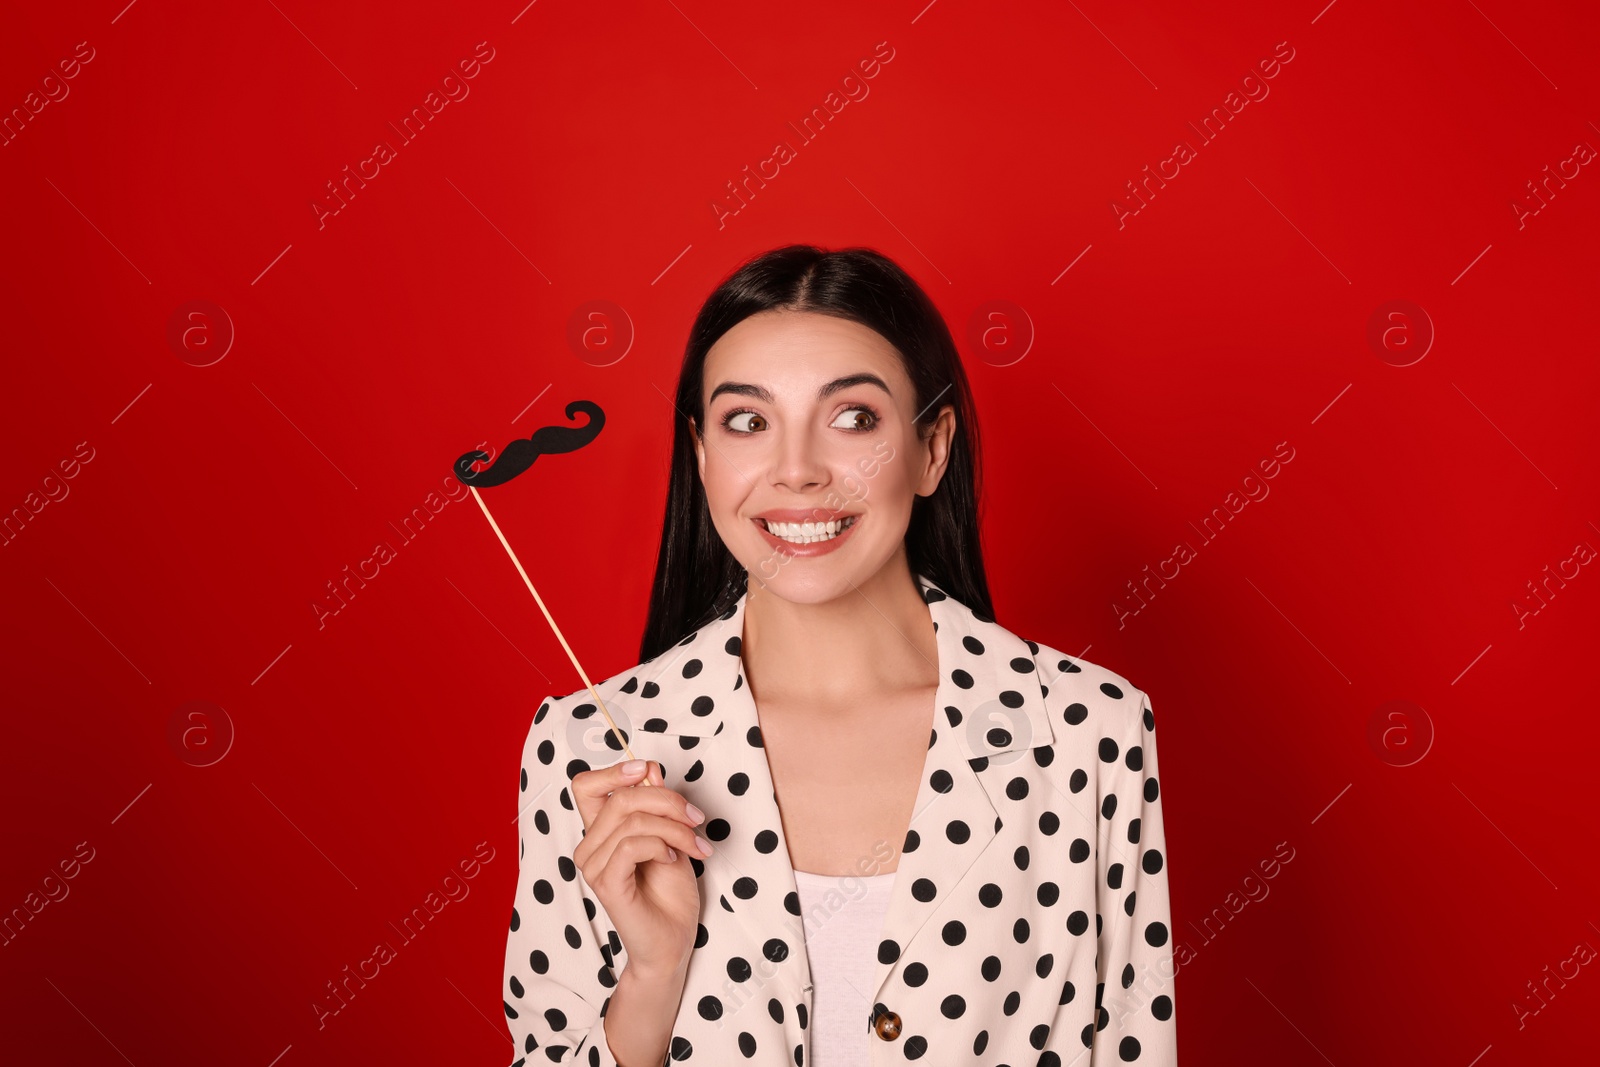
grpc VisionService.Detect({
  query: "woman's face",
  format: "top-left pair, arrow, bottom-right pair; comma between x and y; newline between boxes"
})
690,308 -> 956,605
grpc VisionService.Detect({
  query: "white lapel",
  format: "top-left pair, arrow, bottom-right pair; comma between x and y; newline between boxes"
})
606,571 -> 1058,1013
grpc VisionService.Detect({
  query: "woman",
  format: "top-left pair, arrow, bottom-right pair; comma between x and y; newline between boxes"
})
503,245 -> 1177,1065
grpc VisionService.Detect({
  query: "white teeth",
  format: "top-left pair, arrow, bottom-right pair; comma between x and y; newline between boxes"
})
762,515 -> 857,544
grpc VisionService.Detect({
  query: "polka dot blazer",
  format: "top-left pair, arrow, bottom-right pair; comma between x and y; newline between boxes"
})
503,573 -> 1177,1065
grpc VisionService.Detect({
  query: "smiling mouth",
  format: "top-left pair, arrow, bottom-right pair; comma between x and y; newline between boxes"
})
756,515 -> 859,544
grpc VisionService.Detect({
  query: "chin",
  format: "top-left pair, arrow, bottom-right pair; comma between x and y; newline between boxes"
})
742,550 -> 885,605
750,576 -> 861,609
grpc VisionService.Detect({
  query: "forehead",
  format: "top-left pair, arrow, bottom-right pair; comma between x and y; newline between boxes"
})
703,310 -> 905,385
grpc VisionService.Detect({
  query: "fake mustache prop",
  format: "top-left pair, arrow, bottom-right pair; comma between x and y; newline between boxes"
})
453,399 -> 654,785
454,399 -> 605,487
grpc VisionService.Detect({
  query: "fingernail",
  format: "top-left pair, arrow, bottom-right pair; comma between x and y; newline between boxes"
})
696,835 -> 713,856
621,759 -> 647,776
684,802 -> 705,825
666,846 -> 677,862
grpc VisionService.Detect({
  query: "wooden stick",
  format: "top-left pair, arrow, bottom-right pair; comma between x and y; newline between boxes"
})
468,485 -> 653,786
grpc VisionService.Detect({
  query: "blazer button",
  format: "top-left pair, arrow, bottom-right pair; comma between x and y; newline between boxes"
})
873,1010 -> 902,1040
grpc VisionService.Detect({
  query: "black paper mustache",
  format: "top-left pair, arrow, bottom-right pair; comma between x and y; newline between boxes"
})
453,399 -> 605,487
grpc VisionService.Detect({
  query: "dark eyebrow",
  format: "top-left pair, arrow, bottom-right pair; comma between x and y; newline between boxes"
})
707,373 -> 893,406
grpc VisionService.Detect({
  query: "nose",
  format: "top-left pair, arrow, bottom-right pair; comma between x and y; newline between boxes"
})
769,423 -> 829,492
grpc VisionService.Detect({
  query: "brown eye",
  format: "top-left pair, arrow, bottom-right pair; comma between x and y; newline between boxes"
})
725,410 -> 766,433
831,408 -> 877,431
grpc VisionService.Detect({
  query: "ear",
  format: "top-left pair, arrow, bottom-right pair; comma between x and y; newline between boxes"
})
915,404 -> 957,497
689,416 -> 706,481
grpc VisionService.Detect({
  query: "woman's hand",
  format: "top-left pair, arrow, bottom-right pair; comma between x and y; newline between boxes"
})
570,758 -> 709,979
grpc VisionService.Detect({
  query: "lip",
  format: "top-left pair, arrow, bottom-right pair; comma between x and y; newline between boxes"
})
751,511 -> 862,558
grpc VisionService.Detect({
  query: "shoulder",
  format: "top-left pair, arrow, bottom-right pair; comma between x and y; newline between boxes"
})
1020,633 -> 1155,745
521,658 -> 658,779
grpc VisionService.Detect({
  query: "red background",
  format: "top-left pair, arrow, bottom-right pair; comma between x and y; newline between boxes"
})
3,1 -> 1598,1064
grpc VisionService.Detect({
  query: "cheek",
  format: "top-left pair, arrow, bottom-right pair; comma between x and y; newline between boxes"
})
700,454 -> 747,516
855,449 -> 916,509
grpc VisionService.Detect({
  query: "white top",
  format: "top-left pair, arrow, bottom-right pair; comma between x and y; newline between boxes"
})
791,868 -> 898,1066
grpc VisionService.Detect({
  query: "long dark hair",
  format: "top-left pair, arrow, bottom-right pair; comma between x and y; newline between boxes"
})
638,244 -> 992,663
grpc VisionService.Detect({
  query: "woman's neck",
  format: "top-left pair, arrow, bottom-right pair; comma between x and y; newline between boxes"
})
739,559 -> 939,708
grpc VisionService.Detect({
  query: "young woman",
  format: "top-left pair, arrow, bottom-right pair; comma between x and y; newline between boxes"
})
503,246 -> 1177,1066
